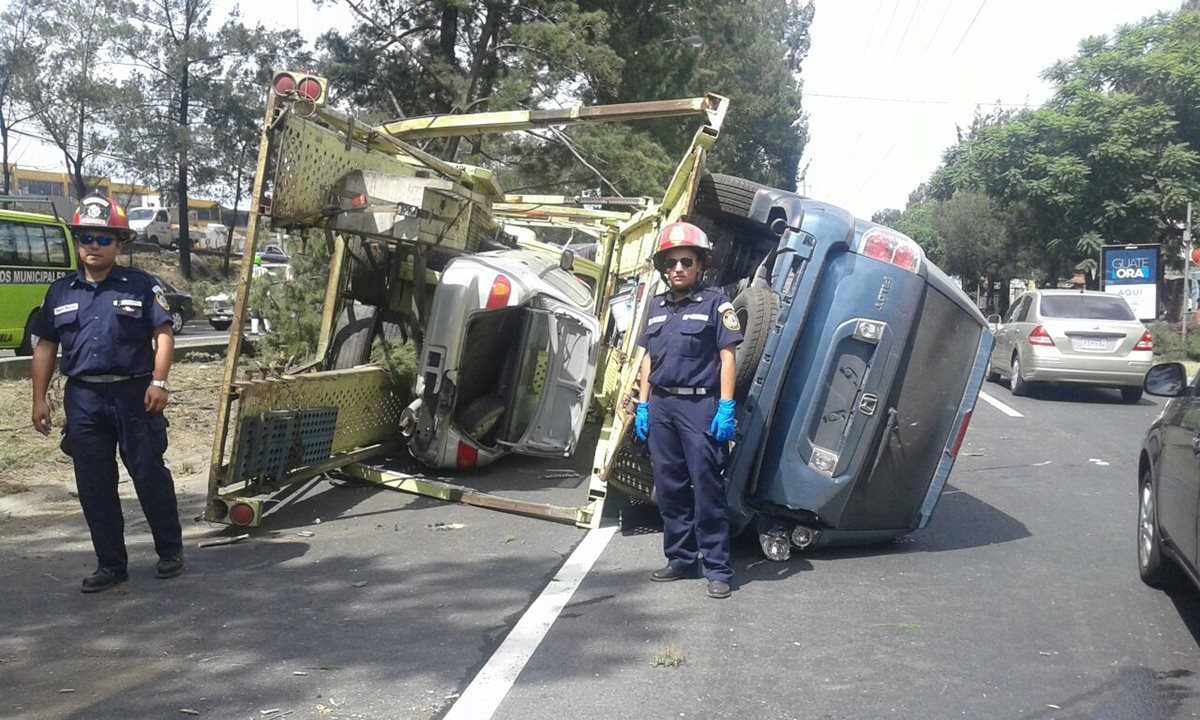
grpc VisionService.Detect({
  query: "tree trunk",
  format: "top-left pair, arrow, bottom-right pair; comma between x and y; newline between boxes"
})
0,109 -> 10,195
438,5 -> 457,63
445,1 -> 501,160
223,144 -> 245,278
177,8 -> 193,281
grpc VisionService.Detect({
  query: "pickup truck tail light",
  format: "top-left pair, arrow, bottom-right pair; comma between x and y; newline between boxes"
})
486,275 -> 512,309
950,410 -> 973,458
857,227 -> 922,273
1135,330 -> 1153,351
1028,325 -> 1055,347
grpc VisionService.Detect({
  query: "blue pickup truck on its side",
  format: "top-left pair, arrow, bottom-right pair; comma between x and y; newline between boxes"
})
610,174 -> 994,560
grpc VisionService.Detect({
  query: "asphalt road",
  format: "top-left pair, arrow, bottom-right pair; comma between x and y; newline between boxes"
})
3,383 -> 1200,719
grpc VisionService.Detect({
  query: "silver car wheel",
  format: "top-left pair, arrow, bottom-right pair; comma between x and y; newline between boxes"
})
1138,482 -> 1154,571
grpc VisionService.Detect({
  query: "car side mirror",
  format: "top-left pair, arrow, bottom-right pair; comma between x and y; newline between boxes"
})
1145,362 -> 1187,398
560,249 -> 575,272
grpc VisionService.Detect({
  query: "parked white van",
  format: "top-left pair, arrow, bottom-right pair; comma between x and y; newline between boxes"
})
127,207 -> 174,248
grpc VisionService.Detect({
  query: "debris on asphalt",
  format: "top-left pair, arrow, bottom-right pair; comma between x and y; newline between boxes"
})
296,531 -> 315,537
428,522 -> 465,531
292,671 -> 308,676
198,534 -> 250,548
540,469 -> 580,481
351,581 -> 368,588
1032,461 -> 1052,466
58,688 -> 75,694
504,535 -> 517,543
1088,458 -> 1110,466
178,709 -> 201,716
260,710 -> 281,716
650,647 -> 687,668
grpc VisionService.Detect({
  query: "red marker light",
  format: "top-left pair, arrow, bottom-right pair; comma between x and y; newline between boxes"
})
298,77 -> 322,101
457,442 -> 478,470
486,275 -> 512,309
272,73 -> 296,95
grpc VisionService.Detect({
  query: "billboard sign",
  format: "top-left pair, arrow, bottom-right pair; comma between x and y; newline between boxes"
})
1101,244 -> 1159,320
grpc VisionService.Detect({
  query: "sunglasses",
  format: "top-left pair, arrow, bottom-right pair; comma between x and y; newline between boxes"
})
78,234 -> 118,247
663,257 -> 697,270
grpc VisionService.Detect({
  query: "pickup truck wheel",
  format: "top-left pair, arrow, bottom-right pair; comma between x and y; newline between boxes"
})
348,238 -> 390,307
170,311 -> 185,334
694,173 -> 766,221
16,311 -> 36,356
732,286 -> 780,399
328,304 -> 378,370
210,320 -> 232,331
457,394 -> 506,444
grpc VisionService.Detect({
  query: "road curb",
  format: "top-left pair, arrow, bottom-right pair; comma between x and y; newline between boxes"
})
0,339 -> 234,381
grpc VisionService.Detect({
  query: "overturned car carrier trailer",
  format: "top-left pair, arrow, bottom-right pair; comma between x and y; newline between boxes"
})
206,71 -> 993,560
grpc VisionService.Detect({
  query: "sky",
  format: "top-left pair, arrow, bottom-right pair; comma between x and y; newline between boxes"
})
7,0 -> 1187,219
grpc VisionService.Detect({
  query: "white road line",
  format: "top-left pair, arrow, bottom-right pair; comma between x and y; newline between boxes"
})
978,391 -> 1023,418
443,525 -> 618,720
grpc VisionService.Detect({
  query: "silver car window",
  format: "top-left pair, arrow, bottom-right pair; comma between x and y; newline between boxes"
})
1014,297 -> 1032,322
1040,295 -> 1135,320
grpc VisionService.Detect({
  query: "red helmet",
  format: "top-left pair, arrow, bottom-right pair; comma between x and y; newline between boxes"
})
69,191 -> 136,242
653,221 -> 712,270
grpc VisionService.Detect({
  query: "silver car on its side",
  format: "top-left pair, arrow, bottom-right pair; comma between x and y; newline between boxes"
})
400,249 -> 601,470
987,289 -> 1153,402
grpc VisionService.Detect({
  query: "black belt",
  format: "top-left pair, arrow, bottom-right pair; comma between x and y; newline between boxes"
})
658,386 -> 710,396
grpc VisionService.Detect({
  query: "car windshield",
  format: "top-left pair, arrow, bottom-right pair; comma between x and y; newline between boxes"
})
1040,295 -> 1136,320
128,208 -> 156,221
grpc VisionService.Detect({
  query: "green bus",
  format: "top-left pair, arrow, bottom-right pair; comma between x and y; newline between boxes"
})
0,198 -> 77,354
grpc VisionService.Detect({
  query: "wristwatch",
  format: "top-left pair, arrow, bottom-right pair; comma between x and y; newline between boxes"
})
151,379 -> 170,391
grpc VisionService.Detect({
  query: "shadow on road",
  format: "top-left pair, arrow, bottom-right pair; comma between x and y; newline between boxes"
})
987,378 -> 1154,406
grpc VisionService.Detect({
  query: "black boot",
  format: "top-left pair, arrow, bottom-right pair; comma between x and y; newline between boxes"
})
155,555 -> 184,579
81,567 -> 128,593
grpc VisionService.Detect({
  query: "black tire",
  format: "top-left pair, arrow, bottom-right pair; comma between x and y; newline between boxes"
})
456,394 -> 506,444
171,311 -> 185,334
328,303 -> 378,370
16,311 -> 36,356
731,286 -> 780,399
694,173 -> 767,221
1010,356 -> 1030,397
210,320 -> 232,331
1139,469 -> 1182,589
347,238 -> 390,307
1121,387 -> 1143,403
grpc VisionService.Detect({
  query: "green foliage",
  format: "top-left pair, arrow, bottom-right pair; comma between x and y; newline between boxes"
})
1147,321 -> 1200,362
252,233 -> 331,367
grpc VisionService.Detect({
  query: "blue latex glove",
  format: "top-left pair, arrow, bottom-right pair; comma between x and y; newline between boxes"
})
635,402 -> 650,441
710,399 -> 737,442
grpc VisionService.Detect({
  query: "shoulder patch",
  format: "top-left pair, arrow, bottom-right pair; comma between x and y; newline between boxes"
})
722,309 -> 742,332
155,290 -> 171,312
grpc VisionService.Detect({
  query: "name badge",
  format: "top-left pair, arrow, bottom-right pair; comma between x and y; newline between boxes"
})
682,313 -> 709,322
114,299 -> 143,308
648,316 -> 667,326
53,303 -> 79,316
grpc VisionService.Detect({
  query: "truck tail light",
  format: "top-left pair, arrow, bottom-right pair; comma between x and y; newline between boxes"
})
271,70 -> 328,105
457,441 -> 478,470
229,501 -> 258,526
1135,330 -> 1153,351
1028,325 -> 1055,347
950,410 -> 973,458
857,227 -> 922,273
486,275 -> 512,309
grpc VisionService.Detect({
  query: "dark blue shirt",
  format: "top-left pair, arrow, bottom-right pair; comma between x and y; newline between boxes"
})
637,286 -> 743,390
33,265 -> 173,378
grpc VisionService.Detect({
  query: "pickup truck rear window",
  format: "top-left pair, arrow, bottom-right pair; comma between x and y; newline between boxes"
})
1040,295 -> 1135,321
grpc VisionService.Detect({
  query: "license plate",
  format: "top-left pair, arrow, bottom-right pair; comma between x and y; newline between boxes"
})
1081,337 -> 1107,350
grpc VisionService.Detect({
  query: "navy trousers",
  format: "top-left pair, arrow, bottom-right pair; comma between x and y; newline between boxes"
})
64,378 -> 182,571
647,389 -> 732,582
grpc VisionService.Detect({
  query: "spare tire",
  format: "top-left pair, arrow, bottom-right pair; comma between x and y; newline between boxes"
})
695,173 -> 768,222
456,393 -> 506,445
731,285 -> 780,399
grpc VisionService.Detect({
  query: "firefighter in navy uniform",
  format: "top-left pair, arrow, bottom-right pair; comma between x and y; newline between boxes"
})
635,221 -> 742,599
29,192 -> 183,593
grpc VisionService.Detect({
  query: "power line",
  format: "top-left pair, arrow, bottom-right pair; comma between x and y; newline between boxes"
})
924,0 -> 954,51
894,0 -> 923,59
6,126 -> 141,168
952,0 -> 990,55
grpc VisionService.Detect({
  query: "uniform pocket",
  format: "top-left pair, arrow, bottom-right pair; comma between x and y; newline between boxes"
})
679,319 -> 709,358
148,412 -> 170,455
113,297 -> 146,340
